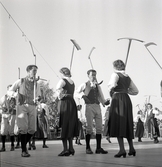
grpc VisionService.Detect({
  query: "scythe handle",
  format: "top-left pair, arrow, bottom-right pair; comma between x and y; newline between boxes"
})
125,40 -> 132,67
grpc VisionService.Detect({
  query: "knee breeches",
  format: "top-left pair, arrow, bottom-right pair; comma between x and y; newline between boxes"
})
1,114 -> 16,136
85,104 -> 102,134
16,104 -> 36,134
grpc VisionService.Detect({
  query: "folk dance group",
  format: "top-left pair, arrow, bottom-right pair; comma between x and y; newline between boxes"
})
0,59 -> 160,158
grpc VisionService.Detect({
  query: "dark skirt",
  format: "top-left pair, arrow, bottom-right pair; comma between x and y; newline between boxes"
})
154,118 -> 160,137
108,93 -> 134,139
35,112 -> 49,139
57,96 -> 78,139
78,119 -> 84,139
103,120 -> 109,136
135,119 -> 144,138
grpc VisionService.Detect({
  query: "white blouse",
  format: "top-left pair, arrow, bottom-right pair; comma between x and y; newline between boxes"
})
108,71 -> 139,95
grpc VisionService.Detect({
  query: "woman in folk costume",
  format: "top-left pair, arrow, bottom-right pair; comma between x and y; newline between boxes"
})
56,67 -> 78,156
134,110 -> 145,142
36,101 -> 50,147
107,59 -> 139,158
28,100 -> 50,149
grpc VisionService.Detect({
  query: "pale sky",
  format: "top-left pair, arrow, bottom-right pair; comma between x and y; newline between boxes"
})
0,0 -> 162,118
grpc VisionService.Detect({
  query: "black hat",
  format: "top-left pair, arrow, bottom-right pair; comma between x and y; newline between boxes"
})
26,65 -> 38,72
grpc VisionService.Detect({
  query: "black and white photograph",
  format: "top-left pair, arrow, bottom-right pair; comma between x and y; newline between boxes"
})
0,0 -> 162,167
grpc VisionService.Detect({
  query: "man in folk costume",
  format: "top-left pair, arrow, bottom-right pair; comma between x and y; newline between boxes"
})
75,69 -> 109,154
0,85 -> 16,152
144,103 -> 160,143
7,65 -> 41,157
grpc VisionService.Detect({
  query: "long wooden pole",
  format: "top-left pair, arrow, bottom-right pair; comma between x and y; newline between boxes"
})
70,45 -> 75,71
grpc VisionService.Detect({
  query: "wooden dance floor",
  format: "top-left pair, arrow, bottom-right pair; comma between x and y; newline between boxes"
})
1,137 -> 162,167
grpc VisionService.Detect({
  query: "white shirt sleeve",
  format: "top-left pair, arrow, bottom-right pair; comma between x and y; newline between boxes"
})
56,79 -> 66,90
107,73 -> 119,91
56,79 -> 66,99
74,83 -> 86,99
0,95 -> 6,109
128,80 -> 139,95
7,79 -> 21,97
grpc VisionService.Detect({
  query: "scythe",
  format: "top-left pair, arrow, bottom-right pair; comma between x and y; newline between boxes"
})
70,39 -> 81,71
87,47 -> 103,85
118,37 -> 144,68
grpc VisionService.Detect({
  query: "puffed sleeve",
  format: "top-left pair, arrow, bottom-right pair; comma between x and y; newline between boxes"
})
56,79 -> 66,100
128,80 -> 139,95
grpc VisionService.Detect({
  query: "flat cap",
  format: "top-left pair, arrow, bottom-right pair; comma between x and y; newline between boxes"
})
26,65 -> 38,72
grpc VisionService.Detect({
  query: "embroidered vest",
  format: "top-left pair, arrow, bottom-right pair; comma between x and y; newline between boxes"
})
147,109 -> 154,120
18,77 -> 36,105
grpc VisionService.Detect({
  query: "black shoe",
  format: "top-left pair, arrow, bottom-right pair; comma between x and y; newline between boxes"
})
28,145 -> 31,150
21,151 -> 30,157
58,150 -> 70,156
0,147 -> 6,152
106,137 -> 111,143
69,149 -> 75,156
86,148 -> 93,154
104,99 -> 110,105
77,140 -> 82,145
95,148 -> 108,154
138,139 -> 142,142
128,151 -> 136,156
31,144 -> 36,150
154,139 -> 159,144
114,152 -> 126,158
10,146 -> 15,151
15,145 -> 21,149
42,144 -> 49,148
78,142 -> 82,145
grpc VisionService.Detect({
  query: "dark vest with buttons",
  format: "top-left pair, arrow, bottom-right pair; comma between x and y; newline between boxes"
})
84,81 -> 100,104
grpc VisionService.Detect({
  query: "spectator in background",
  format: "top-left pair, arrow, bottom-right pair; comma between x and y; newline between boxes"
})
0,85 -> 16,152
134,110 -> 145,142
75,105 -> 84,145
103,106 -> 111,143
145,103 -> 161,143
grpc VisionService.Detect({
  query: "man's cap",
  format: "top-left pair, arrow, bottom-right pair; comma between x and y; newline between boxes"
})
87,69 -> 97,75
26,65 -> 38,72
